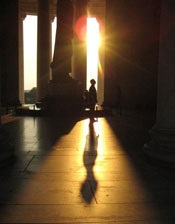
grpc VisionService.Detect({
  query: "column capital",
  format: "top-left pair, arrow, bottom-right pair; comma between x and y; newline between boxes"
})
50,15 -> 56,22
74,0 -> 89,5
19,12 -> 27,21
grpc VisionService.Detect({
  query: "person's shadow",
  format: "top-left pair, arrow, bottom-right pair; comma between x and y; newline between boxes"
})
80,120 -> 99,204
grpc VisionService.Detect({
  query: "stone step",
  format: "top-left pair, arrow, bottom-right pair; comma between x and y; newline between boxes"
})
15,106 -> 113,117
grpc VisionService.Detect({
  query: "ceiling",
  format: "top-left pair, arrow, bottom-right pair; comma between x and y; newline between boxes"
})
19,0 -> 106,21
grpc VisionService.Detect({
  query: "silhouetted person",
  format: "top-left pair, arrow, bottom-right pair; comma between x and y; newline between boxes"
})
88,79 -> 98,122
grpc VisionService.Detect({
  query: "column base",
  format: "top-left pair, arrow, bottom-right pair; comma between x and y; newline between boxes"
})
40,79 -> 84,116
143,125 -> 175,166
0,126 -> 15,167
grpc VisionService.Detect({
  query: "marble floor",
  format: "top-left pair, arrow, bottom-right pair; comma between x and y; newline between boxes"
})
0,111 -> 175,223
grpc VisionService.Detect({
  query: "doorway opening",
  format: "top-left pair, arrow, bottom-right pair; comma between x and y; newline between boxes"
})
86,17 -> 104,105
23,15 -> 56,104
23,15 -> 37,104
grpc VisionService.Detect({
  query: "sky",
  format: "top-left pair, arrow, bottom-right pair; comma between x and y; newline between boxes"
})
23,15 -> 56,90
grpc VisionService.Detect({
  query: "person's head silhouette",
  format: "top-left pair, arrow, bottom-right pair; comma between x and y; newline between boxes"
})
90,79 -> 96,85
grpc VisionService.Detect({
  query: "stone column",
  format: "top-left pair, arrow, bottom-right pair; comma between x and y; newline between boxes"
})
0,89 -> 14,166
144,0 -> 175,164
18,12 -> 26,105
0,1 -> 15,165
51,0 -> 74,82
37,0 -> 52,101
72,0 -> 88,91
0,108 -> 14,166
1,0 -> 20,107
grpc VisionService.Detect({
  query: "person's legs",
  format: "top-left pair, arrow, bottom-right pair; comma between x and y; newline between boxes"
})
89,104 -> 97,122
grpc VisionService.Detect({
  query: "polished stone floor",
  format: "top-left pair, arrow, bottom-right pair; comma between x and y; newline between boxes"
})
1,111 -> 175,223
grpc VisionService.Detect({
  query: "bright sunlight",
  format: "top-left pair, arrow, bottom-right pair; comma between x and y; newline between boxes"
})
86,18 -> 100,90
23,15 -> 56,91
23,15 -> 37,90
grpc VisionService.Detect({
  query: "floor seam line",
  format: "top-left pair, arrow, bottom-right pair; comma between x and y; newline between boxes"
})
23,154 -> 36,172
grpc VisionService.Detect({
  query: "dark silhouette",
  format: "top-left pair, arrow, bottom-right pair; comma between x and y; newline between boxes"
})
88,79 -> 98,122
81,121 -> 98,204
83,90 -> 90,109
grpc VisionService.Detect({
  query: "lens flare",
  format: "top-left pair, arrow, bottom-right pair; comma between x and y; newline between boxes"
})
98,59 -> 103,77
74,15 -> 104,42
74,15 -> 87,41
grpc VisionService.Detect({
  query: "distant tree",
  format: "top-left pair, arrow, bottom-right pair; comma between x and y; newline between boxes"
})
25,87 -> 37,104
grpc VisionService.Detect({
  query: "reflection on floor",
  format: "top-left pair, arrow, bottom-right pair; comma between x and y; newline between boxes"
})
0,112 -> 175,223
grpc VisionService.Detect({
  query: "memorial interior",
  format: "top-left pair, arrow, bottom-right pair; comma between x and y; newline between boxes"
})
1,1 -> 175,223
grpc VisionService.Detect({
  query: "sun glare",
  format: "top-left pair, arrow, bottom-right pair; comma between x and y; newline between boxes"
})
86,18 -> 100,90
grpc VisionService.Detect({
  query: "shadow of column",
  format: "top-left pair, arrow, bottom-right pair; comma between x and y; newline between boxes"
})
80,120 -> 99,204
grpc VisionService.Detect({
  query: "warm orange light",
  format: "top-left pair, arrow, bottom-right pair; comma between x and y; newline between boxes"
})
74,15 -> 87,41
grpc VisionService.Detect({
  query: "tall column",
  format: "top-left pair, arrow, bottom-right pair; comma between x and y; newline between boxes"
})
1,0 -> 20,107
72,0 -> 88,91
51,0 -> 74,82
37,0 -> 52,101
0,102 -> 14,166
19,12 -> 26,105
0,1 -> 15,165
144,0 -> 175,164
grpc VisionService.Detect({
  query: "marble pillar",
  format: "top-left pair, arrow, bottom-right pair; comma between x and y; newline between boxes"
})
72,0 -> 88,91
37,0 -> 52,101
144,0 -> 175,164
0,83 -> 14,166
51,0 -> 74,82
0,1 -> 15,166
1,0 -> 20,107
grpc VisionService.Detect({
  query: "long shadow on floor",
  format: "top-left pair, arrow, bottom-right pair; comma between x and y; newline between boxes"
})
106,111 -> 175,223
81,121 -> 99,204
0,114 -> 79,214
